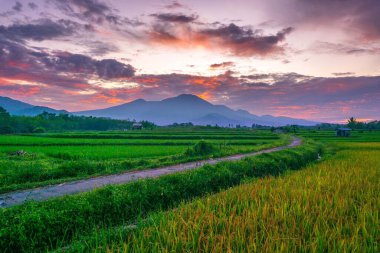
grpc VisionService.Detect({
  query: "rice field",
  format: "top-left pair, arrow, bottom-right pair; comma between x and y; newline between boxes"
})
0,129 -> 287,193
1,129 -> 378,252
61,137 -> 379,252
0,139 -> 320,252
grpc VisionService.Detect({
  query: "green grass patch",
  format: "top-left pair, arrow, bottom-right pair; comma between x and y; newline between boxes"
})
0,131 -> 288,193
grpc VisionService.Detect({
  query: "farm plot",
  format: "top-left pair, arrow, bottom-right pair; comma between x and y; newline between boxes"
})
0,130 -> 287,193
0,140 -> 320,252
61,139 -> 378,252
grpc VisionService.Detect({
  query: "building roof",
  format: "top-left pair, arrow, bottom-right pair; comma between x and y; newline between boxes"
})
337,128 -> 352,131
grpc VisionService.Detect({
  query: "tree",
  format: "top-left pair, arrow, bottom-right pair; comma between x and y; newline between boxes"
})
347,117 -> 357,129
0,107 -> 10,121
0,107 -> 13,133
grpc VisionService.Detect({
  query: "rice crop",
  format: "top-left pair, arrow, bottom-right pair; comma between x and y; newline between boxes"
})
0,131 -> 287,193
0,140 -> 320,252
67,141 -> 378,252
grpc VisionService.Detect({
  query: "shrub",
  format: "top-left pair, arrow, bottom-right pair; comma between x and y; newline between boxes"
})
185,140 -> 216,156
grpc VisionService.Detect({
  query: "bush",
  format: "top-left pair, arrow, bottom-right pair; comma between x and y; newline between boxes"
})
185,140 -> 216,156
0,141 -> 322,252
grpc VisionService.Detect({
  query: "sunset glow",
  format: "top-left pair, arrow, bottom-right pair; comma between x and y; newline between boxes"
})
1,0 -> 379,122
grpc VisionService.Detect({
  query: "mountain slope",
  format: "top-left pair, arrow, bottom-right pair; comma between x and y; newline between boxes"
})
77,94 -> 317,126
0,96 -> 69,116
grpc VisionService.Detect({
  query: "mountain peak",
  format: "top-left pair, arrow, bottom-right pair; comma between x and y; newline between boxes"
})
170,94 -> 203,100
177,94 -> 201,99
162,94 -> 210,105
131,98 -> 146,103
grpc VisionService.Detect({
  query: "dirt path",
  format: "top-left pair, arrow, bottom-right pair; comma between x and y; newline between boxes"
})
0,137 -> 301,208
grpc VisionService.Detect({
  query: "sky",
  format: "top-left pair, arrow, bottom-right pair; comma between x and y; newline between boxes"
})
0,0 -> 379,123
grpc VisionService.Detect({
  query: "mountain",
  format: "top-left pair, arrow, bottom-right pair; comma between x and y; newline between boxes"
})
0,96 -> 69,116
76,94 -> 317,126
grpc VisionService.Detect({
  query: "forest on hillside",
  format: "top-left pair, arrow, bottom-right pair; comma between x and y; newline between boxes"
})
0,107 -> 155,133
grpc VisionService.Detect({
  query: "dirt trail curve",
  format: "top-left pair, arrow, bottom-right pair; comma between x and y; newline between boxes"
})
0,137 -> 301,208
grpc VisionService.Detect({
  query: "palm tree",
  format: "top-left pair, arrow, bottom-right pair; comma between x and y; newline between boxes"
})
347,117 -> 357,129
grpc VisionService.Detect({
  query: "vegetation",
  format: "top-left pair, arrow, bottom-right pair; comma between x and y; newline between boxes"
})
0,125 -> 378,252
312,118 -> 380,131
0,130 -> 288,193
185,140 -> 216,156
55,134 -> 379,253
0,141 -> 321,252
0,107 -> 155,133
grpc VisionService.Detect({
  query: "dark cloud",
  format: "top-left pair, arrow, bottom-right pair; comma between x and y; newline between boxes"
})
96,59 -> 135,79
210,62 -> 235,69
0,19 -> 78,42
151,13 -> 198,23
165,1 -> 186,9
12,2 -> 23,12
53,0 -> 141,28
0,38 -> 135,91
39,52 -> 135,79
28,2 -> 38,10
332,72 -> 355,76
199,24 -> 293,56
57,0 -> 110,20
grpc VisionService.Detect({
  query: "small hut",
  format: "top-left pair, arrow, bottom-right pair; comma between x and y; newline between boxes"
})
132,123 -> 143,130
336,128 -> 351,137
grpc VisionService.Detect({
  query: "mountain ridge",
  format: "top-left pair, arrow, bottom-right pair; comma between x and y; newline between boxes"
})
0,94 -> 318,126
0,96 -> 68,116
75,94 -> 318,126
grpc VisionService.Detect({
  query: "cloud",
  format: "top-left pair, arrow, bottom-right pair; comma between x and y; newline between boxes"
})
55,0 -> 111,21
0,83 -> 41,96
147,17 -> 294,57
28,2 -> 38,10
12,2 -> 22,12
311,41 -> 380,55
269,0 -> 380,42
1,44 -> 379,121
210,62 -> 235,69
198,24 -> 293,56
0,19 -> 80,42
165,1 -> 186,10
53,0 -> 141,27
78,40 -> 120,56
0,38 -> 135,91
151,13 -> 198,23
332,72 -> 355,76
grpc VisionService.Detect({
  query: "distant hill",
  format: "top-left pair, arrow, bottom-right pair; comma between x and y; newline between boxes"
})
0,94 -> 317,126
76,94 -> 318,126
0,96 -> 68,116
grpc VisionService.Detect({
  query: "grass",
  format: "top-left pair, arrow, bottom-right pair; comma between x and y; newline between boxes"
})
0,130 -> 288,193
60,141 -> 379,252
0,140 -> 320,252
2,129 -> 378,252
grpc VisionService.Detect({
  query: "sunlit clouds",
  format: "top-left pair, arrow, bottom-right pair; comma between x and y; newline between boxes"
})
0,0 -> 379,122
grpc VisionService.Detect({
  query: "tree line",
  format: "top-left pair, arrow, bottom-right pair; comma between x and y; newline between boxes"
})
0,107 -> 156,133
